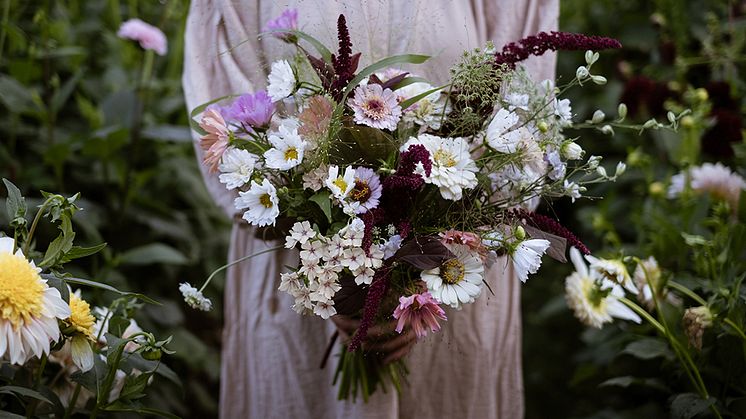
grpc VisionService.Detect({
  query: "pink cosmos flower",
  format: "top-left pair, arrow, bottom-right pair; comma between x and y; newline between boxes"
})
198,108 -> 230,173
117,18 -> 167,56
348,84 -> 402,130
223,91 -> 275,129
440,230 -> 485,254
265,9 -> 298,41
392,292 -> 447,338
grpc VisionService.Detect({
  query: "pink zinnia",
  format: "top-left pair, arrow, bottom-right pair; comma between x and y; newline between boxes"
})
198,108 -> 230,173
348,84 -> 402,130
117,18 -> 168,56
265,8 -> 298,42
392,292 -> 447,339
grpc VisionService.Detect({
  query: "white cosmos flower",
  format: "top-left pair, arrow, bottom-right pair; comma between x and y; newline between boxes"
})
325,165 -> 356,201
510,238 -> 551,283
0,237 -> 70,365
421,243 -> 484,309
235,179 -> 280,227
412,134 -> 479,200
565,247 -> 641,328
585,254 -> 637,294
263,124 -> 306,170
218,147 -> 258,189
267,60 -> 296,102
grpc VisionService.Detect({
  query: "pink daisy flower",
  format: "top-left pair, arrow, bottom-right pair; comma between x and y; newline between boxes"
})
265,8 -> 298,41
392,292 -> 447,339
348,84 -> 402,130
117,18 -> 167,56
198,108 -> 230,173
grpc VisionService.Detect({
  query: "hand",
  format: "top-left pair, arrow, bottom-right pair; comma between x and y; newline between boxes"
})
330,315 -> 417,365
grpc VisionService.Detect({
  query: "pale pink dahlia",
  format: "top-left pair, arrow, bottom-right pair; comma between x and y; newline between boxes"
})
198,108 -> 230,173
392,292 -> 447,338
348,84 -> 402,130
668,162 -> 746,210
117,18 -> 167,56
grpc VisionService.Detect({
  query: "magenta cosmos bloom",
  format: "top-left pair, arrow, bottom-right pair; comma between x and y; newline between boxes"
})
265,9 -> 298,41
117,18 -> 168,56
348,84 -> 402,130
223,91 -> 275,129
349,167 -> 382,214
198,108 -> 230,173
392,292 -> 447,338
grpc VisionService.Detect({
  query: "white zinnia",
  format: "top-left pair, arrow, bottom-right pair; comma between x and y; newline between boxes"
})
235,179 -> 280,227
0,237 -> 70,365
218,147 -> 257,189
510,238 -> 551,283
325,165 -> 356,201
421,243 -> 484,309
267,60 -> 296,102
565,247 -> 641,328
263,124 -> 306,170
412,134 -> 479,200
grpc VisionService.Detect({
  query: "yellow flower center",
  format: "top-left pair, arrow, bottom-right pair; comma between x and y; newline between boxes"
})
0,253 -> 45,330
350,180 -> 371,202
284,147 -> 299,161
440,258 -> 465,284
68,293 -> 96,340
259,193 -> 273,208
433,149 -> 456,167
333,177 -> 348,192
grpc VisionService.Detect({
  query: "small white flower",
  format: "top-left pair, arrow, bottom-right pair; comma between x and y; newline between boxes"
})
218,147 -> 258,189
554,98 -> 573,127
561,142 -> 584,160
505,92 -> 529,111
545,149 -> 566,181
235,179 -> 280,227
355,267 -> 376,285
302,164 -> 329,191
284,221 -> 316,249
564,180 -> 582,203
339,218 -> 365,247
341,248 -> 367,272
325,165 -> 356,201
633,256 -> 661,308
263,124 -> 306,170
380,234 -> 403,259
615,162 -> 626,177
179,283 -> 212,311
267,60 -> 296,102
300,239 -> 325,264
313,301 -> 337,319
590,110 -> 605,124
279,272 -> 302,293
510,239 -> 550,283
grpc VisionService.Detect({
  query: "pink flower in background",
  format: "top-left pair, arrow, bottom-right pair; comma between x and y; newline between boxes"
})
223,91 -> 275,129
440,230 -> 484,254
668,162 -> 746,211
392,292 -> 447,339
117,18 -> 167,56
265,9 -> 298,41
348,84 -> 402,130
198,108 -> 230,173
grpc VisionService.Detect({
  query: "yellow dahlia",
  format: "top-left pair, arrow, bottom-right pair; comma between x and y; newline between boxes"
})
0,237 -> 70,365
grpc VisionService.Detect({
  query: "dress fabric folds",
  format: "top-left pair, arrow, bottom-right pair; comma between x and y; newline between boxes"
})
182,1 -> 558,417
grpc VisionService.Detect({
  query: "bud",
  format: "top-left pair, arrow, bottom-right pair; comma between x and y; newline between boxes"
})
596,166 -> 608,178
617,103 -> 628,119
591,75 -> 607,85
648,181 -> 665,196
142,348 -> 163,361
576,66 -> 590,80
587,155 -> 601,170
683,306 -> 713,351
514,226 -> 526,241
681,115 -> 694,128
695,88 -> 709,102
615,162 -> 626,177
561,142 -> 584,160
537,121 -> 549,133
600,125 -> 614,135
584,50 -> 599,66
591,110 -> 605,124
667,111 -> 676,124
642,119 -> 657,130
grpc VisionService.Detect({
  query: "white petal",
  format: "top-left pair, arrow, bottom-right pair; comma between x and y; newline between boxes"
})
71,336 -> 95,372
0,236 -> 15,254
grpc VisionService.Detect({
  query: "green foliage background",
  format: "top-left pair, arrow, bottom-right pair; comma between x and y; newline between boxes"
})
0,0 -> 743,418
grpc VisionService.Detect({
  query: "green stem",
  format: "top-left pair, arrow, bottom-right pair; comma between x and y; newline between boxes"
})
724,318 -> 746,342
23,198 -> 53,255
199,245 -> 284,292
668,280 -> 708,306
618,297 -> 665,334
0,0 -> 10,64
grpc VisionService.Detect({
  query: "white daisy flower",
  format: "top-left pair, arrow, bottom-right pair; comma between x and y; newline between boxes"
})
585,254 -> 637,294
263,124 -> 306,170
267,60 -> 296,102
414,134 -> 479,200
0,237 -> 70,365
421,243 -> 484,309
284,221 -> 316,249
218,147 -> 258,189
485,108 -> 523,153
325,165 -> 356,201
179,282 -> 212,311
510,238 -> 551,283
565,247 -> 641,328
235,179 -> 280,227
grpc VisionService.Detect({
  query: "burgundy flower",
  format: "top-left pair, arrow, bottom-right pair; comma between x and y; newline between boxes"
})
494,31 -> 622,69
348,265 -> 392,351
619,75 -> 673,118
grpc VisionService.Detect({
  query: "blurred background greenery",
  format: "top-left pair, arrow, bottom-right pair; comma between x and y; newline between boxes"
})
0,0 -> 743,418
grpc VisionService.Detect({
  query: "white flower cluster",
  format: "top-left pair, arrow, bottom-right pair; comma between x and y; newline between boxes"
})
279,219 -> 385,319
179,283 -> 213,311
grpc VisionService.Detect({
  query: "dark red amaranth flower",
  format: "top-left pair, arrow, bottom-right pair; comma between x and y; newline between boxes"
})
515,209 -> 591,255
348,265 -> 393,352
361,208 -> 386,254
330,14 -> 360,100
619,75 -> 674,118
494,31 -> 622,68
381,144 -> 432,224
397,220 -> 412,239
396,144 -> 432,178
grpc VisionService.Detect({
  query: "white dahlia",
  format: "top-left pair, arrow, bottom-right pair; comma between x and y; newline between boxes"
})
0,237 -> 70,365
668,162 -> 746,210
421,243 -> 484,309
414,134 -> 478,200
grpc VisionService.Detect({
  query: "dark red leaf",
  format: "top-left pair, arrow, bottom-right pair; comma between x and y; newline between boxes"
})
392,236 -> 454,270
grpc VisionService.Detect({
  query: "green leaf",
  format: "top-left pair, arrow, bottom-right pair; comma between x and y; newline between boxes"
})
51,70 -> 83,114
670,393 -> 716,419
119,243 -> 188,266
621,338 -> 674,360
343,54 -> 430,99
102,405 -> 181,419
0,386 -> 52,404
118,373 -> 152,401
391,76 -> 430,90
0,75 -> 36,111
2,178 -> 26,227
309,191 -> 333,223
126,354 -> 182,387
286,30 -> 333,62
142,125 -> 192,142
41,274 -> 161,305
0,410 -> 26,418
40,217 -> 75,268
59,242 -> 107,264
399,83 -> 448,111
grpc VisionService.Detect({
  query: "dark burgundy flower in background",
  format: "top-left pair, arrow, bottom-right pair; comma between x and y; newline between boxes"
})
494,31 -> 622,69
619,75 -> 675,118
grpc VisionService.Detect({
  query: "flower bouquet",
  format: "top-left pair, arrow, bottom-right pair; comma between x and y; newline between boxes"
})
185,10 -> 678,401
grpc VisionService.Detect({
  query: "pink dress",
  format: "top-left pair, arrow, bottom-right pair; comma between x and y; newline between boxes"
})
183,1 -> 557,418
